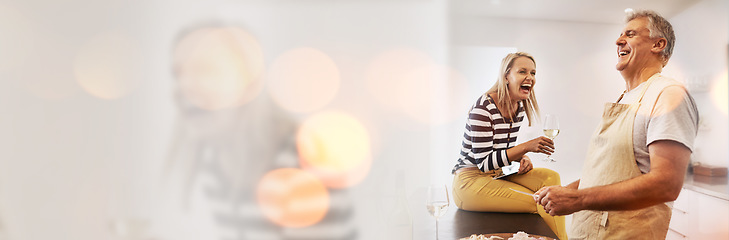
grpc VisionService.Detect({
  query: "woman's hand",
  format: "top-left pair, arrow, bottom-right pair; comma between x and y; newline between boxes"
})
521,136 -> 555,155
518,155 -> 533,174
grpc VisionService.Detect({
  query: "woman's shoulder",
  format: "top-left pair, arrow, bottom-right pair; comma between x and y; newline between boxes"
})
471,94 -> 498,116
475,93 -> 495,107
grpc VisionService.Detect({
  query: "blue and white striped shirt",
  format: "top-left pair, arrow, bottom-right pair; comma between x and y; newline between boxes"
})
452,94 -> 525,173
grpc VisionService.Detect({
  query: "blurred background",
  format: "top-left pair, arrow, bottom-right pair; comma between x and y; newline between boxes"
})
0,0 -> 726,239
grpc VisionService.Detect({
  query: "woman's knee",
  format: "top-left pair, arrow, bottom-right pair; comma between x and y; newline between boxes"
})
531,168 -> 561,186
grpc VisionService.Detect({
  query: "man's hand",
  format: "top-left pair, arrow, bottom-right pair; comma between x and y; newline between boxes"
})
534,186 -> 582,216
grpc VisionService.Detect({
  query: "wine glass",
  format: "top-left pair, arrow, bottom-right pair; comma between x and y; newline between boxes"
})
543,114 -> 560,162
426,184 -> 450,240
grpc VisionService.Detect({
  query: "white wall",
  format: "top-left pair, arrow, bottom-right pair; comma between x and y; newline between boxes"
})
666,0 -> 729,168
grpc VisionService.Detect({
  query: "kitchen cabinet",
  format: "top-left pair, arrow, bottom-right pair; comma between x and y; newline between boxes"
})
667,181 -> 729,239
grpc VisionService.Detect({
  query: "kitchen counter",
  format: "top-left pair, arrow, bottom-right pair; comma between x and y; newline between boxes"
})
413,208 -> 558,240
409,187 -> 558,240
683,171 -> 729,200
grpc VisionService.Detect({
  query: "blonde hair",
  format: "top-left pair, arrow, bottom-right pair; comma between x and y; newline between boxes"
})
486,52 -> 540,126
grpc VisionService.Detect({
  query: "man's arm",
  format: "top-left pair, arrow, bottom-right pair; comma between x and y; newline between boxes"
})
535,140 -> 690,215
578,140 -> 689,209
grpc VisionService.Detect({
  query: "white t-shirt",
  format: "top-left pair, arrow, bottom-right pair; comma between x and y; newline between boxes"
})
617,74 -> 700,173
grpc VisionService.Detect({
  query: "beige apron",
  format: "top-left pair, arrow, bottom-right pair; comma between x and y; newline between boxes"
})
570,75 -> 671,240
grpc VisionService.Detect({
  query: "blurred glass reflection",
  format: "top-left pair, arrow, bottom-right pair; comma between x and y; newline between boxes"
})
74,31 -> 142,99
173,26 -> 265,110
268,47 -> 340,113
167,25 -> 357,240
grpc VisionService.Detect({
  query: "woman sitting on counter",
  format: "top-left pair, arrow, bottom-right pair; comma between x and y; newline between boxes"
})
450,52 -> 567,240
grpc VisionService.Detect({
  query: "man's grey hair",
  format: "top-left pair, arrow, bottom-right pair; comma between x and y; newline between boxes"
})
626,10 -> 676,66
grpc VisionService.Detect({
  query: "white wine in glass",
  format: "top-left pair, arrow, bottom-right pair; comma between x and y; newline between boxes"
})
426,184 -> 449,240
543,114 -> 560,162
426,201 -> 449,218
543,129 -> 560,139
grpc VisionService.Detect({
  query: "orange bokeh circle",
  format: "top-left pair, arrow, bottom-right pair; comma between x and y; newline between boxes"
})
256,168 -> 330,228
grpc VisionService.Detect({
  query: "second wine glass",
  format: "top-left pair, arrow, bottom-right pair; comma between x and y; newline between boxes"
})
426,184 -> 449,240
543,114 -> 560,162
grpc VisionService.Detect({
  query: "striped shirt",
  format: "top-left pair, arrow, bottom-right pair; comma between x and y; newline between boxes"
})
452,94 -> 525,174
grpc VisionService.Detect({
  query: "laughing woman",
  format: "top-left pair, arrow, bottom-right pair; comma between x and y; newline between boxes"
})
451,52 -> 567,240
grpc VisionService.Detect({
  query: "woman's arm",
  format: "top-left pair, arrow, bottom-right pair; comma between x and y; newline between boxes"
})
506,136 -> 555,162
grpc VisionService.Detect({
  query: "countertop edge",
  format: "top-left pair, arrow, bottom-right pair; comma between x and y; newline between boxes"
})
683,172 -> 729,201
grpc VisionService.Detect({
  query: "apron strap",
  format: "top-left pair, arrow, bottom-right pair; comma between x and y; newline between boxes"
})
615,90 -> 627,103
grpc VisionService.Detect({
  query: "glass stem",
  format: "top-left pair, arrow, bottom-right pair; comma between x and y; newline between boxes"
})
435,218 -> 439,240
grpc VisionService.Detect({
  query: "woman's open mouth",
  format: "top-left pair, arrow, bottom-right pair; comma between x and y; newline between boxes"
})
520,83 -> 532,94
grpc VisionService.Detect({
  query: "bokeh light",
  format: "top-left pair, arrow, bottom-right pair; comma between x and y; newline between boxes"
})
268,48 -> 340,113
173,26 -> 265,110
710,71 -> 728,116
365,47 -> 433,109
636,87 -> 685,117
256,168 -> 330,228
398,64 -> 470,125
74,31 -> 143,100
296,112 -> 372,189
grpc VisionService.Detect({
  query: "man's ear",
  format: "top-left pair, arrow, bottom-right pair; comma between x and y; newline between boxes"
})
652,38 -> 667,54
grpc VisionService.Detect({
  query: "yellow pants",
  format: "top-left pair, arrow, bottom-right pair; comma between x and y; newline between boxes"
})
452,168 -> 567,240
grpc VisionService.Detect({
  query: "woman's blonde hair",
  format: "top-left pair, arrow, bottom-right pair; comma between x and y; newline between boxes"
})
486,52 -> 540,126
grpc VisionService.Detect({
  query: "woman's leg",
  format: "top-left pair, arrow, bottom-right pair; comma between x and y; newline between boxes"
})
507,168 -> 567,240
508,168 -> 561,192
452,169 -> 538,213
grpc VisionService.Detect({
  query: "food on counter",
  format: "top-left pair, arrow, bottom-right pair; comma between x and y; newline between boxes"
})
460,234 -> 504,240
508,231 -> 546,240
459,231 -> 548,240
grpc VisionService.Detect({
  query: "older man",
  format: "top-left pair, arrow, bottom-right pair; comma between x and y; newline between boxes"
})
534,10 -> 699,240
